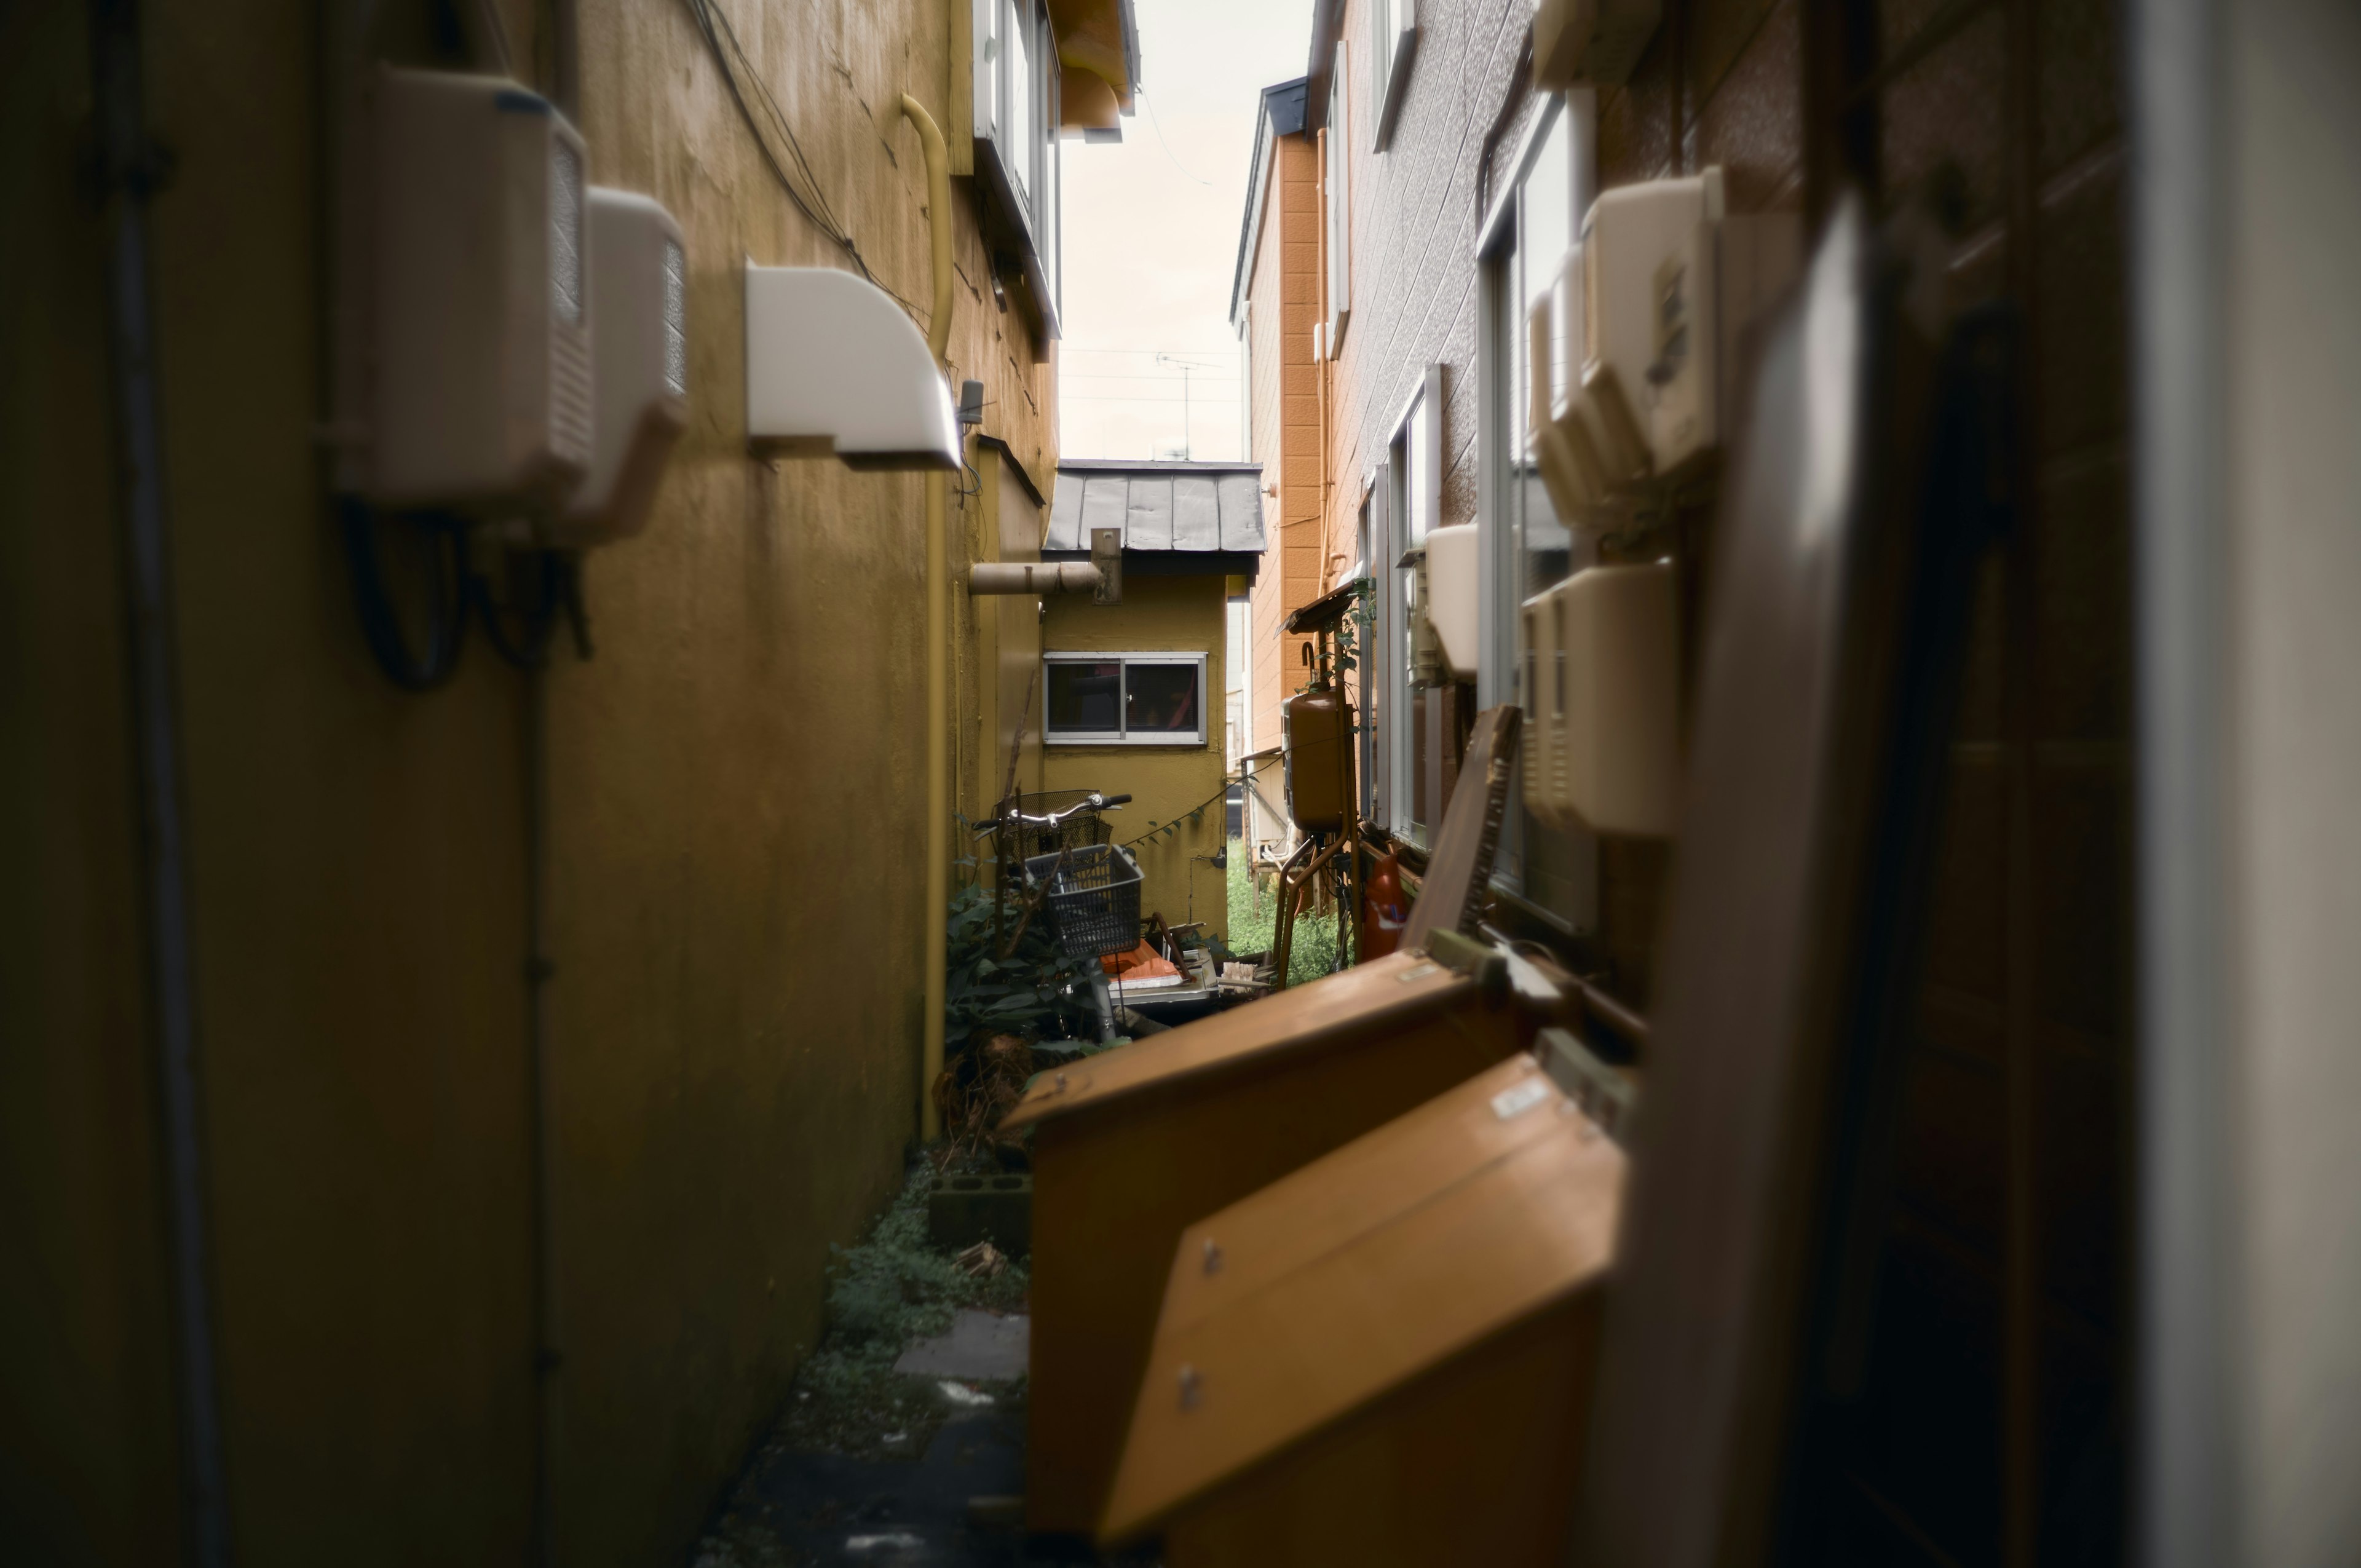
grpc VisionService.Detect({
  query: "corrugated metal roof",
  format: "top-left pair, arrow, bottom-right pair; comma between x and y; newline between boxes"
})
1046,461 -> 1267,555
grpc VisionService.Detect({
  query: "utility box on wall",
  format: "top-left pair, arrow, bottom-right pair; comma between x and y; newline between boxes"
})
365,68 -> 593,511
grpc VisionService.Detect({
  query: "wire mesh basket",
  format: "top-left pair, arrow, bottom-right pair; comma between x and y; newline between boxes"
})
988,790 -> 1114,884
1024,843 -> 1144,960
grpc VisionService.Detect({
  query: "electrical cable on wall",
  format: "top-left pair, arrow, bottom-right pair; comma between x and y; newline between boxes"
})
682,0 -> 927,327
339,499 -> 470,691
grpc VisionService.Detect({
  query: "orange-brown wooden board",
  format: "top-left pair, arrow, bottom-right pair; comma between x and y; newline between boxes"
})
1101,1055 -> 1624,1564
1007,949 -> 1530,1532
1398,706 -> 1520,949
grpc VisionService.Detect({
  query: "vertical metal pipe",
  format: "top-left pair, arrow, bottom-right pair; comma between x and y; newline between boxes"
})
532,19 -> 578,1564
2131,0 -> 2234,1561
901,94 -> 953,1141
524,663 -> 559,1568
89,0 -> 231,1560
2000,0 -> 2043,1556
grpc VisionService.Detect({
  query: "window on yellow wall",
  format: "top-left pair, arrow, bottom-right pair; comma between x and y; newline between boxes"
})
1046,652 -> 1208,745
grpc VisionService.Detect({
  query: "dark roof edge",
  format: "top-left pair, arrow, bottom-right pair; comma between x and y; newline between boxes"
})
1057,459 -> 1264,475
1229,77 -> 1310,325
1305,0 -> 1344,127
977,434 -> 1047,505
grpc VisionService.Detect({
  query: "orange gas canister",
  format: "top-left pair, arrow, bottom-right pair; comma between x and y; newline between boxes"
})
1361,850 -> 1409,959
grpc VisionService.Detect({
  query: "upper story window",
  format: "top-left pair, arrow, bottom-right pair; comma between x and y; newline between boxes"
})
1324,42 -> 1351,349
1368,0 -> 1419,149
975,0 -> 1063,334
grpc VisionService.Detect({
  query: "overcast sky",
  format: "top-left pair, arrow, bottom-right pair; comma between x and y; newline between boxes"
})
1058,0 -> 1315,462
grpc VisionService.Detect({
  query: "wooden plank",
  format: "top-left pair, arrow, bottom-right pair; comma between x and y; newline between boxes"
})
1570,202 -> 2014,1567
1171,475 -> 1222,550
1009,949 -> 1531,1533
1399,705 -> 1521,950
1101,1058 -> 1623,1563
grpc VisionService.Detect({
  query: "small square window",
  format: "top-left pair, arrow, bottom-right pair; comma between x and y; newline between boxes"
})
1045,653 -> 1208,745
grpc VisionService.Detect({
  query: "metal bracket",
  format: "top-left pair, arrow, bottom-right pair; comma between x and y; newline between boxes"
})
1090,526 -> 1123,606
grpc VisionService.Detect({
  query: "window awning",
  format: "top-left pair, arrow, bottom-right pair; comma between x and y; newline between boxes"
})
1045,459 -> 1268,570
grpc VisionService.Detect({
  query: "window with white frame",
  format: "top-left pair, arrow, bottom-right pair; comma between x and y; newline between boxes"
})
1324,43 -> 1350,347
1481,92 -> 1596,929
1376,368 -> 1442,842
1045,652 -> 1209,745
1368,0 -> 1418,149
974,0 -> 1063,319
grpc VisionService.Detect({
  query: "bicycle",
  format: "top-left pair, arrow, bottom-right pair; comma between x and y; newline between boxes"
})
977,792 -> 1142,1042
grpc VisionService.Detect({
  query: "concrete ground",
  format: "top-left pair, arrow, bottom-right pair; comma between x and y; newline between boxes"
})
692,1312 -> 1160,1567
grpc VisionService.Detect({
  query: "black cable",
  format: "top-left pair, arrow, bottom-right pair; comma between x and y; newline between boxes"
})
341,496 -> 468,691
469,546 -> 564,670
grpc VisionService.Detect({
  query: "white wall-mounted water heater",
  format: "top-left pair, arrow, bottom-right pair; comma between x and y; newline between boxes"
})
555,188 -> 689,545
366,68 -> 593,511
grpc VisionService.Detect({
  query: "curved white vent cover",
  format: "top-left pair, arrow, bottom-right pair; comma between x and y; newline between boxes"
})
743,263 -> 959,471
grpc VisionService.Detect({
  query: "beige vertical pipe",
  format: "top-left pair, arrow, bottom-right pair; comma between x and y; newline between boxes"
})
902,93 -> 954,1142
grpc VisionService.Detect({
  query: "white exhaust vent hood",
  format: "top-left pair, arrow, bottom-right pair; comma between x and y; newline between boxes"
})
743,263 -> 959,471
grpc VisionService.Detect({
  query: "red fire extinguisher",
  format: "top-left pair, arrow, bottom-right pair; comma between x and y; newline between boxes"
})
1361,850 -> 1410,960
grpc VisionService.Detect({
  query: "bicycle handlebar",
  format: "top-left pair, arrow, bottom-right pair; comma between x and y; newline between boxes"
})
973,791 -> 1133,837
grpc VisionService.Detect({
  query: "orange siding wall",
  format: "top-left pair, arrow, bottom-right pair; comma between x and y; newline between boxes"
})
1243,132 -> 1326,779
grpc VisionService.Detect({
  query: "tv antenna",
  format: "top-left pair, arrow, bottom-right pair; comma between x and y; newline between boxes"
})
1154,354 -> 1223,461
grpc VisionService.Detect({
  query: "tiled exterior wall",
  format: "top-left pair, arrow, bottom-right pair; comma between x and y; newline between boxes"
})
1316,0 -> 2132,1560
1241,132 -> 1326,785
1322,0 -> 1536,579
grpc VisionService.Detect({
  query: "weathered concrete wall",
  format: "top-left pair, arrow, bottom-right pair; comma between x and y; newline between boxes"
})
1042,574 -> 1230,941
1,0 -> 1060,1559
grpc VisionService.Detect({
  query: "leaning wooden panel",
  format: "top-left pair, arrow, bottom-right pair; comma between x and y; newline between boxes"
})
1097,1054 -> 1623,1566
1003,949 -> 1529,1532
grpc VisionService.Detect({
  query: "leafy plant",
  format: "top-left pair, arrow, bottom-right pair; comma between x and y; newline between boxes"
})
943,877 -> 1091,1043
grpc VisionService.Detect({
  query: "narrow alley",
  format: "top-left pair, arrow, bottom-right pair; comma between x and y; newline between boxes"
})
7,0 -> 2361,1565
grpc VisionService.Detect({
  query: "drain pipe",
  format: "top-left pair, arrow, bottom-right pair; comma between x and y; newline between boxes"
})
901,93 -> 953,1141
531,13 -> 578,1565
90,0 -> 231,1561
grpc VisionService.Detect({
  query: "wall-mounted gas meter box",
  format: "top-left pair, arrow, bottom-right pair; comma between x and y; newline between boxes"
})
366,68 -> 593,512
553,189 -> 689,545
1527,168 -> 1799,521
1578,167 -> 1801,480
1521,560 -> 1680,837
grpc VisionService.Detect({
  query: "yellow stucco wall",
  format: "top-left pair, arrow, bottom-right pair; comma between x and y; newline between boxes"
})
960,445 -> 1050,823
1042,573 -> 1233,943
1,0 -> 1057,1560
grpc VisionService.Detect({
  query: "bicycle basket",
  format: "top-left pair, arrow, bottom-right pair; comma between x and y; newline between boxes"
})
1024,843 -> 1144,960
